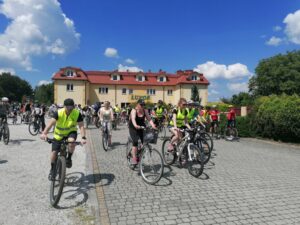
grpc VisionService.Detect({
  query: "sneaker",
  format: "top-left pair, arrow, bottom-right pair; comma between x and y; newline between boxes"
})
131,157 -> 138,165
167,143 -> 174,152
48,169 -> 55,181
66,158 -> 72,168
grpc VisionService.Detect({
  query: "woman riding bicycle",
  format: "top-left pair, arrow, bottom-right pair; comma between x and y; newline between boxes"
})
129,99 -> 156,165
168,98 -> 191,151
99,101 -> 114,146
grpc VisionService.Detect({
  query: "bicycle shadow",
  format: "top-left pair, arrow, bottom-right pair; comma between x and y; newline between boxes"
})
198,172 -> 210,180
109,142 -> 127,150
154,165 -> 175,186
9,139 -> 35,145
204,161 -> 215,170
0,160 -> 8,164
55,172 -> 115,209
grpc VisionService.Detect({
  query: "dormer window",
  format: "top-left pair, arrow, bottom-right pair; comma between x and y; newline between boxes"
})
65,69 -> 75,77
136,75 -> 145,82
191,75 -> 198,81
158,76 -> 166,82
111,74 -> 120,81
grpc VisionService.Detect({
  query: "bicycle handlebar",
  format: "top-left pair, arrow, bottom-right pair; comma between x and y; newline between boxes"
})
46,138 -> 82,145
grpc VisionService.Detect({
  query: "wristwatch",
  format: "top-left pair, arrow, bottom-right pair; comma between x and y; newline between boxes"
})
82,136 -> 87,140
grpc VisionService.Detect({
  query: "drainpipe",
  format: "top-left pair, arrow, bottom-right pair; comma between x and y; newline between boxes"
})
115,85 -> 117,105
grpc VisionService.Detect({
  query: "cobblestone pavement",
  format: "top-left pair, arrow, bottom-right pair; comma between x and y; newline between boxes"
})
89,123 -> 300,225
0,120 -> 99,225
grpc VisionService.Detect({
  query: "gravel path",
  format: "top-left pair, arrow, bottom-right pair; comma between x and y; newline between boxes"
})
0,120 -> 98,225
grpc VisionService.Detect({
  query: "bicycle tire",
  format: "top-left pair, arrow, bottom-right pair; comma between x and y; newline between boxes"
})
158,126 -> 166,140
28,122 -> 39,136
187,144 -> 204,178
162,138 -> 177,165
139,147 -> 164,185
102,131 -> 109,151
3,124 -> 9,145
224,127 -> 238,141
126,140 -> 136,170
50,156 -> 66,207
196,138 -> 211,165
202,132 -> 213,151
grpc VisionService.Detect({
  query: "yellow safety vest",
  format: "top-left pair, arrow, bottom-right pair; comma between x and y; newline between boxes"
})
54,108 -> 80,140
114,107 -> 120,113
156,107 -> 164,118
187,108 -> 196,123
170,108 -> 186,128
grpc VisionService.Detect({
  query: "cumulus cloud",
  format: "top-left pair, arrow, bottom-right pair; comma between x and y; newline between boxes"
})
209,89 -> 219,95
38,80 -> 52,86
0,0 -> 80,71
118,64 -> 143,72
283,9 -> 300,44
194,61 -> 252,80
0,67 -> 15,74
227,82 -> 248,93
125,58 -> 135,64
104,47 -> 118,58
266,36 -> 283,46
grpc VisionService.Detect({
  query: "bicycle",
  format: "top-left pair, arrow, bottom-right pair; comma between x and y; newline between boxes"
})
210,121 -> 221,140
46,138 -> 81,207
28,116 -> 43,136
153,116 -> 166,140
101,121 -> 110,151
162,127 -> 204,178
94,116 -> 101,128
126,127 -> 164,185
0,118 -> 10,145
224,121 -> 238,141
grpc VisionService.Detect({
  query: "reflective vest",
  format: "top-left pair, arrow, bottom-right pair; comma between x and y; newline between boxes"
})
170,108 -> 186,128
114,106 -> 120,113
54,109 -> 80,140
187,108 -> 196,123
155,107 -> 164,118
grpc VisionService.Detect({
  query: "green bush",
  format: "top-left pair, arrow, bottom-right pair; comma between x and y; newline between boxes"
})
235,116 -> 256,137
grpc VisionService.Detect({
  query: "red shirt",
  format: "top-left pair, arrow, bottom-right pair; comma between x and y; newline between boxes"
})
209,110 -> 219,121
227,109 -> 236,120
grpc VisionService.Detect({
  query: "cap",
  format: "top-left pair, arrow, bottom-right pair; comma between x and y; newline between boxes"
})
64,98 -> 75,106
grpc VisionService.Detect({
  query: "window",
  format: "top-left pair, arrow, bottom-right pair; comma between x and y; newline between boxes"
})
122,88 -> 127,94
137,76 -> 143,81
112,75 -> 118,80
167,89 -> 173,95
99,87 -> 108,94
147,89 -> 156,95
66,70 -> 74,77
66,84 -> 73,91
191,75 -> 197,81
128,89 -> 133,94
159,76 -> 164,82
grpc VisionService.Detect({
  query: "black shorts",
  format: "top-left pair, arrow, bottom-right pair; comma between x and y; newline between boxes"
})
227,120 -> 236,128
52,131 -> 77,152
129,126 -> 144,147
211,120 -> 219,127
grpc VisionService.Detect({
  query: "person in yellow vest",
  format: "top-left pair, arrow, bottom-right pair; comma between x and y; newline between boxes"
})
152,100 -> 166,127
186,100 -> 197,124
41,98 -> 86,181
168,98 -> 191,151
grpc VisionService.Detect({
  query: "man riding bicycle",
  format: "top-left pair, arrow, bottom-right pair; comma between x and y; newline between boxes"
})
152,100 -> 166,127
40,98 -> 87,180
0,97 -> 9,125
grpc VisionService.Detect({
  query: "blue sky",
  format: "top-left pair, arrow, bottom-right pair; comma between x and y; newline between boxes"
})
0,0 -> 300,101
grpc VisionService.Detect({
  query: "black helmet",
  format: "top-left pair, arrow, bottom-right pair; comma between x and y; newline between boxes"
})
158,100 -> 163,104
64,98 -> 75,106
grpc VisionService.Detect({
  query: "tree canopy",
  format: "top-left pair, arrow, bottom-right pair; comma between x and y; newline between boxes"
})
34,83 -> 54,105
191,85 -> 200,102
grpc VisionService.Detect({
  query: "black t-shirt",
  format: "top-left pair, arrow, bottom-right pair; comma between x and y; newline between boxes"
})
0,104 -> 9,116
53,111 -> 83,122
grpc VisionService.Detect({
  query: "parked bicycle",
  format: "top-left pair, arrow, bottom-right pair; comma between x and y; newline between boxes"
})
28,117 -> 43,136
126,127 -> 164,185
0,118 -> 10,145
46,138 -> 81,207
224,121 -> 238,141
162,127 -> 204,178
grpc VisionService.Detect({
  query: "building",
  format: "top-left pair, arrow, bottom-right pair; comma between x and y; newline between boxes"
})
52,67 -> 210,107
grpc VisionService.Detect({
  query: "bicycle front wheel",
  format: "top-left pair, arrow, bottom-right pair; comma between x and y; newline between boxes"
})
140,147 -> 164,185
3,124 -> 10,145
102,131 -> 109,151
224,128 -> 238,141
188,144 -> 204,178
162,138 -> 176,165
50,156 -> 66,207
28,122 -> 39,136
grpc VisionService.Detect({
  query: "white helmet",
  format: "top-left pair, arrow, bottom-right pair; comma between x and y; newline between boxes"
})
1,97 -> 9,102
57,104 -> 63,108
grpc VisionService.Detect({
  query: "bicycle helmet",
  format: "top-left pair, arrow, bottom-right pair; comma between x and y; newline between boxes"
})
1,97 -> 9,102
64,98 -> 75,106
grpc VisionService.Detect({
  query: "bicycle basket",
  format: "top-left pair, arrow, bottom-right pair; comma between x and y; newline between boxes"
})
144,130 -> 158,144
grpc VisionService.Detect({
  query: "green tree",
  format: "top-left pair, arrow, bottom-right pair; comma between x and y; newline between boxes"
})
191,85 -> 200,102
0,72 -> 33,102
250,50 -> 300,96
221,92 -> 254,106
34,83 -> 54,105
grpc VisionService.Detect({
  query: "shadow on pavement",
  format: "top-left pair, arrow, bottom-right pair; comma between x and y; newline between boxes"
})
154,165 -> 174,186
56,172 -> 115,209
198,172 -> 210,180
9,139 -> 35,145
110,142 -> 126,150
0,160 -> 8,164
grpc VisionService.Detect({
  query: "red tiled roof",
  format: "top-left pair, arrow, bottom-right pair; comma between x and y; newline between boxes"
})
52,67 -> 210,86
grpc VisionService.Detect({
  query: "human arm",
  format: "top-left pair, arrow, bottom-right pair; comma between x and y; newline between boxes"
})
40,118 -> 56,140
110,109 -> 114,121
78,121 -> 87,144
145,109 -> 156,129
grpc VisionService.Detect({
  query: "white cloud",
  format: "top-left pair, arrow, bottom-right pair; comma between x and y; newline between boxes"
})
118,64 -> 143,72
0,67 -> 15,74
273,26 -> 282,31
104,47 -> 118,58
38,80 -> 52,86
266,36 -> 283,46
194,61 -> 252,80
125,58 -> 135,64
283,9 -> 300,44
209,89 -> 219,95
227,82 -> 248,93
0,0 -> 80,71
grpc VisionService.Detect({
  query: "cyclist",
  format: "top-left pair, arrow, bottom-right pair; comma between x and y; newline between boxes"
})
168,98 -> 191,151
196,105 -> 208,127
226,105 -> 236,128
40,98 -> 86,180
209,105 -> 220,134
99,101 -> 114,145
40,104 -> 46,130
152,100 -> 166,127
92,102 -> 101,124
186,100 -> 197,124
24,101 -> 32,122
129,99 -> 156,165
0,97 -> 9,125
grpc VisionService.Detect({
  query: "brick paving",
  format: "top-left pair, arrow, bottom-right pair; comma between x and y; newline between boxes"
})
88,124 -> 300,225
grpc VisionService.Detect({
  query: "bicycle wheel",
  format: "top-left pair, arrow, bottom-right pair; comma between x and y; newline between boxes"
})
102,131 -> 109,151
158,126 -> 166,140
3,124 -> 10,145
50,156 -> 66,207
202,132 -> 214,151
187,144 -> 204,178
139,147 -> 164,185
28,122 -> 39,136
126,140 -> 136,170
95,120 -> 101,128
196,138 -> 211,165
162,138 -> 177,165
